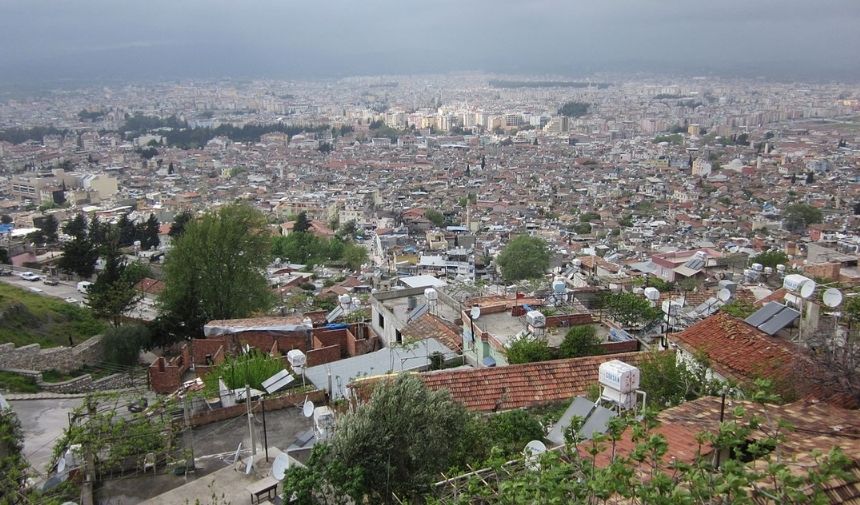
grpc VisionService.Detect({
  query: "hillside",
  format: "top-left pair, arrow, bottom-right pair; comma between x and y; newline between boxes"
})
0,283 -> 106,348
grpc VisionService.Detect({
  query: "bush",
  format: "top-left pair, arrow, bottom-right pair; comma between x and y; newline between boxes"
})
484,410 -> 545,457
559,325 -> 601,358
101,325 -> 151,366
505,334 -> 552,364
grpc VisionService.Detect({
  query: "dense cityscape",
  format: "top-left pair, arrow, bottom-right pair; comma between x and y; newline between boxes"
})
2,1 -> 860,505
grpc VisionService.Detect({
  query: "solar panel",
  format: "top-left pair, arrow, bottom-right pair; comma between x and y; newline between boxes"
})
546,397 -> 596,445
580,405 -> 617,439
408,303 -> 429,322
325,305 -> 343,323
695,297 -> 723,317
683,257 -> 705,271
744,302 -> 784,327
758,307 -> 799,335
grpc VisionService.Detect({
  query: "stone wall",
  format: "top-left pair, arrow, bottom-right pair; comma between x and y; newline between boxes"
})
0,335 -> 104,373
0,366 -> 143,393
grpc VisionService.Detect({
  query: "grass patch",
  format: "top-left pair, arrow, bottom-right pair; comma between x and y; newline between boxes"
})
40,364 -> 127,383
0,283 -> 106,348
0,370 -> 40,393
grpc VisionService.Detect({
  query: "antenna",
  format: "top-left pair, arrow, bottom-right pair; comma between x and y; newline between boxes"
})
302,399 -> 315,418
800,279 -> 817,299
523,440 -> 547,471
272,453 -> 290,480
717,288 -> 731,303
822,288 -> 843,308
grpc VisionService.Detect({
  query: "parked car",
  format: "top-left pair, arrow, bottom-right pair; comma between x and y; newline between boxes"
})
19,272 -> 41,281
76,281 -> 93,294
0,268 -> 13,276
43,278 -> 59,286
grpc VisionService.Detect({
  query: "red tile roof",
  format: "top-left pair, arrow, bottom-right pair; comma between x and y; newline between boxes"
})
415,351 -> 648,412
670,313 -> 857,407
401,313 -> 463,352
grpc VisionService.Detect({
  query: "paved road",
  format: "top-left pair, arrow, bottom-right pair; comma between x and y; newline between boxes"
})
0,269 -> 156,321
9,397 -> 84,477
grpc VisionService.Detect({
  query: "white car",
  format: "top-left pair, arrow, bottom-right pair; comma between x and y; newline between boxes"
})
19,272 -> 41,281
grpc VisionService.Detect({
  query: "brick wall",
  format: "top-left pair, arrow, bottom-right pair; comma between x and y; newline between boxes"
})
805,262 -> 841,282
191,338 -> 227,367
307,345 -> 341,366
599,339 -> 640,355
190,389 -> 326,427
149,344 -> 191,394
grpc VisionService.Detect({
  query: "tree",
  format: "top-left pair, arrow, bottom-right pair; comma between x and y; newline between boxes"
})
284,374 -> 474,504
38,214 -> 59,243
480,155 -> 486,169
58,235 -> 98,278
101,325 -> 151,366
318,142 -> 333,153
0,407 -> 28,502
88,214 -> 106,247
117,214 -> 136,246
806,171 -> 814,184
169,210 -> 192,238
336,220 -> 358,241
483,410 -> 544,456
159,203 -> 274,338
558,101 -> 589,118
496,235 -> 550,283
141,213 -> 160,250
752,249 -> 788,268
88,238 -> 146,326
63,213 -> 87,240
294,211 -> 312,233
505,334 -> 553,364
424,209 -> 445,228
782,203 -> 822,233
599,292 -> 661,327
558,325 -> 601,358
0,214 -> 11,225
638,350 -> 719,409
342,243 -> 368,271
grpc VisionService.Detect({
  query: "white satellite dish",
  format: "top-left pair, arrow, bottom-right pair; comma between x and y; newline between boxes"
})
302,400 -> 315,418
470,306 -> 481,320
717,289 -> 732,303
822,288 -> 843,308
523,440 -> 547,471
272,453 -> 290,480
57,456 -> 66,473
800,279 -> 817,299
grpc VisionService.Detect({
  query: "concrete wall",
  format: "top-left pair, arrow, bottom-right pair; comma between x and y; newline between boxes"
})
190,389 -> 327,427
0,335 -> 104,373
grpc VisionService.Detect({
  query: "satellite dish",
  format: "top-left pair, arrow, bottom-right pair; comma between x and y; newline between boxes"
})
272,453 -> 290,480
470,306 -> 481,320
523,440 -> 547,471
822,288 -> 843,308
717,289 -> 731,302
302,400 -> 315,418
800,279 -> 817,299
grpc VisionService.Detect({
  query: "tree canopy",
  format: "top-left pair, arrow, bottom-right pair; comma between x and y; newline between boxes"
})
158,203 -> 274,338
495,235 -> 551,283
782,203 -> 822,233
752,249 -> 788,268
558,101 -> 590,118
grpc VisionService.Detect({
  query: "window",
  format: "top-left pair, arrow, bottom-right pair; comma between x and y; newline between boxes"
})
395,330 -> 402,344
378,313 -> 385,329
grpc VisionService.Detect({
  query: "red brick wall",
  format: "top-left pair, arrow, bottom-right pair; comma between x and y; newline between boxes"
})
307,345 -> 341,366
599,340 -> 640,355
805,262 -> 840,282
190,389 -> 326,427
149,344 -> 191,394
192,338 -> 227,366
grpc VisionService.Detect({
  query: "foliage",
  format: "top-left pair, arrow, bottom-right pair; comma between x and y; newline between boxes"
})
0,126 -> 65,145
201,349 -> 286,396
644,276 -> 673,292
752,249 -> 788,269
425,209 -> 445,227
579,211 -> 600,223
782,203 -> 823,233
720,299 -> 757,319
599,292 -> 661,327
0,283 -> 105,348
571,222 -> 592,235
558,101 -> 589,118
87,239 -> 146,326
483,410 -> 545,457
40,214 -> 59,243
169,210 -> 193,238
0,407 -> 28,503
0,370 -> 40,393
558,325 -> 601,358
505,334 -> 553,364
284,374 -> 473,504
159,203 -> 274,339
101,325 -> 151,366
653,133 -> 684,144
272,233 -> 366,271
638,351 -> 721,409
495,235 -> 551,283
294,211 -> 312,233
141,213 -> 161,250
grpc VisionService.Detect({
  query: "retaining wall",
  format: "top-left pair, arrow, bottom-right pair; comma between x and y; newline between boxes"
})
0,335 -> 104,373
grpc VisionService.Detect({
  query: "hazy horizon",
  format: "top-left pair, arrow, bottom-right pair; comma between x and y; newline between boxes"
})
2,0 -> 860,84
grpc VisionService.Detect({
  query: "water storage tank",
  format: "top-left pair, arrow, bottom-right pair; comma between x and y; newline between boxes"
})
662,300 -> 682,316
598,360 -> 640,393
424,287 -> 438,300
552,278 -> 566,295
764,267 -> 773,276
525,310 -> 546,328
776,264 -> 786,273
338,293 -> 352,307
287,349 -> 306,369
751,263 -> 764,272
571,259 -> 582,269
783,274 -> 811,293
407,296 -> 418,310
644,287 -> 660,301
695,251 -> 708,260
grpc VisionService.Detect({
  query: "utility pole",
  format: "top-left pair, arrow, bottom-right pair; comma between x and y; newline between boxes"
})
261,398 -> 269,462
183,393 -> 195,475
80,399 -> 96,505
246,384 -> 257,459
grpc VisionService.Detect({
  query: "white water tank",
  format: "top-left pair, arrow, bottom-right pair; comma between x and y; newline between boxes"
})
338,294 -> 352,307
552,278 -> 566,295
751,263 -> 764,272
695,251 -> 707,260
424,287 -> 438,300
287,349 -> 307,369
599,360 -> 640,394
571,259 -> 582,269
764,266 -> 773,276
525,310 -> 546,328
783,274 -> 811,293
662,300 -> 682,316
644,287 -> 661,301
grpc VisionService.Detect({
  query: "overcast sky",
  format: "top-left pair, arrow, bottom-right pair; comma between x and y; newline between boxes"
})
2,0 -> 859,83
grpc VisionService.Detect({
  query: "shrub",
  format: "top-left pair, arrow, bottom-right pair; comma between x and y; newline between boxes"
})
101,325 -> 151,366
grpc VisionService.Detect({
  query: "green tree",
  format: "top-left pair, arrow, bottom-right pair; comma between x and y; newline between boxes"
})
294,211 -> 312,233
638,350 -> 718,409
599,291 -> 661,327
63,213 -> 87,239
505,334 -> 553,364
571,222 -> 592,235
782,203 -> 822,233
0,214 -> 12,225
117,214 -> 136,246
424,209 -> 445,228
342,243 -> 368,271
158,203 -> 274,338
284,374 -> 473,504
87,239 -> 146,326
88,214 -> 107,247
337,220 -> 358,241
721,299 -> 757,319
0,407 -> 28,503
141,213 -> 160,250
558,101 -> 589,118
168,210 -> 193,238
42,214 -> 59,243
495,235 -> 551,283
101,325 -> 151,366
752,249 -> 789,268
558,325 -> 601,358
58,235 -> 98,278
483,410 -> 545,457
